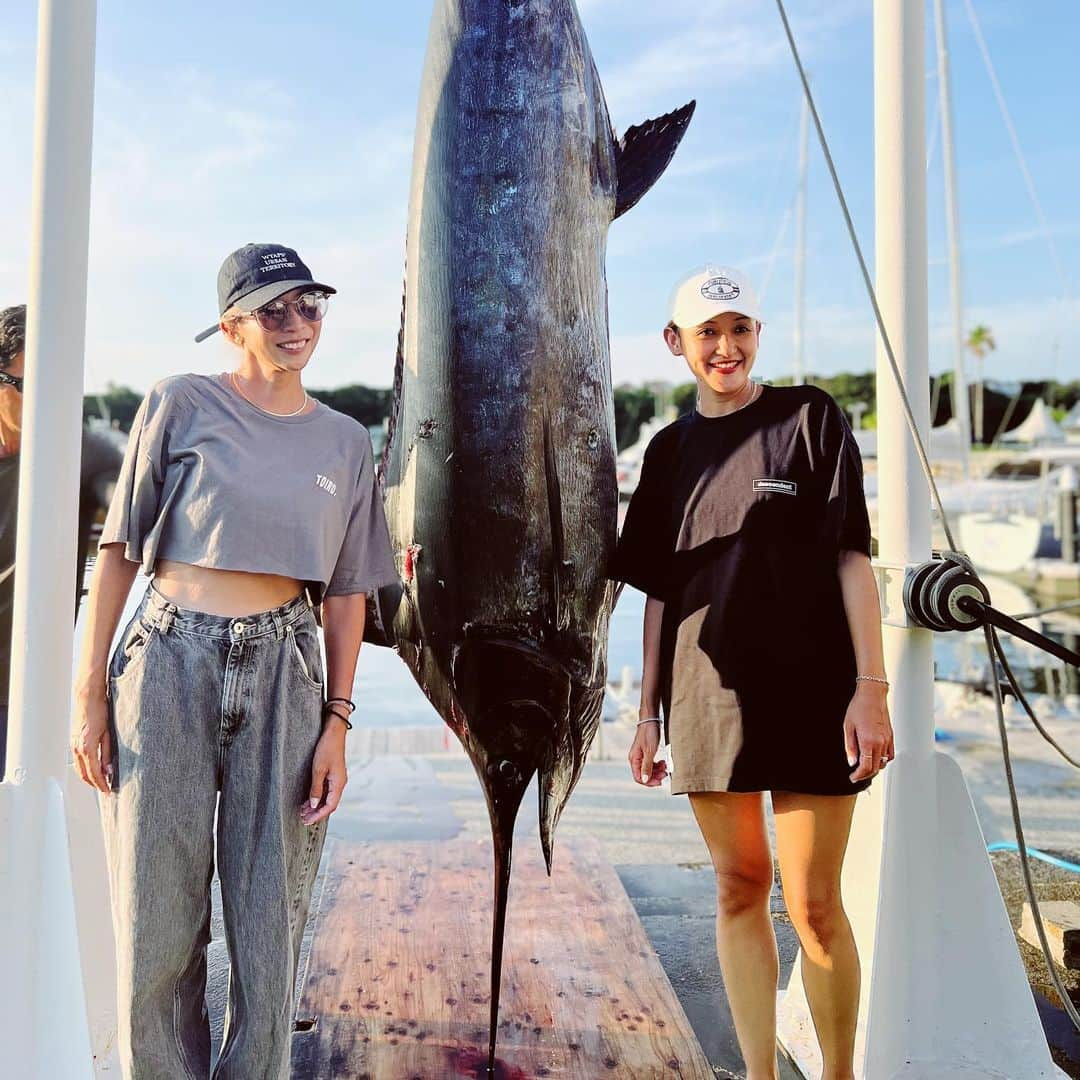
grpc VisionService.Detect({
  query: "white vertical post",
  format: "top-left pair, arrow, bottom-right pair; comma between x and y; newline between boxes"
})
933,0 -> 972,476
792,92 -> 809,387
864,2 -> 1064,1076
0,0 -> 99,1075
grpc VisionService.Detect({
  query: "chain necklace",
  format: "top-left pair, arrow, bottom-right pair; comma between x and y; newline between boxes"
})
229,371 -> 309,417
699,379 -> 762,418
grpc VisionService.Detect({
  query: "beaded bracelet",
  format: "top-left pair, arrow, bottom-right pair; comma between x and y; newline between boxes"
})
855,674 -> 890,688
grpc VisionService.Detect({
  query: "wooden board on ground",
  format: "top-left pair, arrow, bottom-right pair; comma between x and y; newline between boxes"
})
292,836 -> 712,1079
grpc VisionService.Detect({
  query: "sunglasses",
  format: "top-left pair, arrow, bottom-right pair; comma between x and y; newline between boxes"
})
238,291 -> 329,333
0,371 -> 23,393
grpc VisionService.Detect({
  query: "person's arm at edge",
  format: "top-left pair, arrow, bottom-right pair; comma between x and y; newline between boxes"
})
300,591 -> 364,825
629,595 -> 668,787
837,549 -> 894,783
71,542 -> 140,792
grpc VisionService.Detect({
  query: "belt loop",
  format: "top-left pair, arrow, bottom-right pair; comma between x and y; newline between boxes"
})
272,609 -> 285,641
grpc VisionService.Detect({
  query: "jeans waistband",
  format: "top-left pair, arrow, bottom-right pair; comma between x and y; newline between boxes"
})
139,583 -> 313,642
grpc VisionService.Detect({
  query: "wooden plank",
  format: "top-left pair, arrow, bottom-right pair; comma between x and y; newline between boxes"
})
1020,900 -> 1080,971
292,837 -> 712,1079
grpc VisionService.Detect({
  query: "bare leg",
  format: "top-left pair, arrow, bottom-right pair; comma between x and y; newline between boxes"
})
689,791 -> 779,1080
772,792 -> 859,1080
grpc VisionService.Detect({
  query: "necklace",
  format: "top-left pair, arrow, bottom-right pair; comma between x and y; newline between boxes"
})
229,371 -> 309,417
699,380 -> 762,418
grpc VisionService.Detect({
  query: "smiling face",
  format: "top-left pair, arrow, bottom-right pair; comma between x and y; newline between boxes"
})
223,287 -> 322,376
664,311 -> 760,405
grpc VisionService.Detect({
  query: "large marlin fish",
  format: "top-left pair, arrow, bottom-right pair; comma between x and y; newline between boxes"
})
376,0 -> 692,1068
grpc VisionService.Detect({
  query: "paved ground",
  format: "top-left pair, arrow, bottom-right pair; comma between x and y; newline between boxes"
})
201,707 -> 1080,1078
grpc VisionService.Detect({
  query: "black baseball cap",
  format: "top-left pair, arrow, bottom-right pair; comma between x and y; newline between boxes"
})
194,243 -> 337,343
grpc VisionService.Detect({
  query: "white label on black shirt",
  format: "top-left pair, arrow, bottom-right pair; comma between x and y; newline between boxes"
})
753,478 -> 797,496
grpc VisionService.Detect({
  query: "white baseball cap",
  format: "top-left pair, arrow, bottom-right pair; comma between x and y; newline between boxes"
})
668,265 -> 764,328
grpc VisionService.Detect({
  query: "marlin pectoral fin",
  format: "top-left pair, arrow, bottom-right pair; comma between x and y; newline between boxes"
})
613,100 -> 697,219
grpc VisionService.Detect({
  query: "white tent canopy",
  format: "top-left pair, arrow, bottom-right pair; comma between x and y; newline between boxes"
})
998,397 -> 1065,446
1062,400 -> 1080,440
929,416 -> 967,461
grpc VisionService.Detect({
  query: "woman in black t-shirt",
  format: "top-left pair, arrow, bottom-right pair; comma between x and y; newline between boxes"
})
612,266 -> 892,1080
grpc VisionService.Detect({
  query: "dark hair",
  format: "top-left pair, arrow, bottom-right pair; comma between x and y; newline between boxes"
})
0,305 -> 26,371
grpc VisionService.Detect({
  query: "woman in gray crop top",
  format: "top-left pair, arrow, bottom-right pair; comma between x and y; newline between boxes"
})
70,243 -> 399,1079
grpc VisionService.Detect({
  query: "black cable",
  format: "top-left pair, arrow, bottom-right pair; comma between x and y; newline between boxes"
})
990,626 -> 1080,769
958,597 -> 1080,668
984,625 -> 1080,1030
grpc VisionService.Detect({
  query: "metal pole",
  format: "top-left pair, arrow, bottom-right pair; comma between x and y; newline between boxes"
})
933,0 -> 971,476
866,0 -> 938,1060
792,92 -> 809,387
0,0 -> 98,1074
865,3 -> 1064,1074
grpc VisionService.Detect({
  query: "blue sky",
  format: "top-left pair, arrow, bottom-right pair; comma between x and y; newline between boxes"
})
1,0 -> 1077,394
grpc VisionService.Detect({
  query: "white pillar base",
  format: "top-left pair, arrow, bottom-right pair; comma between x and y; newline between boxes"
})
0,778 -> 95,1078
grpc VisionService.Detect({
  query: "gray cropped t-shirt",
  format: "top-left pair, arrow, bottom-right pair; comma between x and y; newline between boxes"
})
100,373 -> 399,601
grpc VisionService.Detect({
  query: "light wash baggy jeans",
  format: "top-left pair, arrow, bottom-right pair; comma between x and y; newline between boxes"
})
101,584 -> 328,1080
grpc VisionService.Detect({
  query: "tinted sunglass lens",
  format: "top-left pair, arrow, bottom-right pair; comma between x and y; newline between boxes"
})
255,302 -> 288,332
297,293 -> 328,322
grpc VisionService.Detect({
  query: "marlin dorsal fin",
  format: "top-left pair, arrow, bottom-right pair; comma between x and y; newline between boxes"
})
614,100 -> 697,219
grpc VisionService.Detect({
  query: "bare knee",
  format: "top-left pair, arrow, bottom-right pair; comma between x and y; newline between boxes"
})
714,866 -> 773,920
787,890 -> 848,957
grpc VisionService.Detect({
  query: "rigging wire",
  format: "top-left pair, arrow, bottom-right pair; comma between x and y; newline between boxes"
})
991,626 -> 1079,770
962,0 -> 1070,300
771,0 -> 959,552
772,0 -> 1080,1036
1013,598 -> 1080,622
984,624 -> 1080,1030
758,197 -> 795,308
963,0 -> 1070,380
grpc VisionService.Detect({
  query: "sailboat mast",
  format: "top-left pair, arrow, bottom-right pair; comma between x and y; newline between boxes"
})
792,92 -> 809,386
933,0 -> 972,469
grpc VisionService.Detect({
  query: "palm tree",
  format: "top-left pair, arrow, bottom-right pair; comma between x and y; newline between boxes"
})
966,324 -> 996,444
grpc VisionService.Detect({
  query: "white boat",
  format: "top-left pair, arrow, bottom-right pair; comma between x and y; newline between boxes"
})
616,414 -> 671,497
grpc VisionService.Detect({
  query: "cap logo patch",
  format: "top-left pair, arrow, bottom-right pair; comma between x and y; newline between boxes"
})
260,251 -> 297,275
701,277 -> 740,302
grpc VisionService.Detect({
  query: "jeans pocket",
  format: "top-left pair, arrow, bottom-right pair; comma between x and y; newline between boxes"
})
288,625 -> 324,693
110,616 -> 158,687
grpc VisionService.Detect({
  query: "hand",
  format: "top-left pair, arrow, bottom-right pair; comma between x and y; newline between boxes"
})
845,683 -> 894,783
628,719 -> 668,787
300,719 -> 348,825
71,684 -> 113,794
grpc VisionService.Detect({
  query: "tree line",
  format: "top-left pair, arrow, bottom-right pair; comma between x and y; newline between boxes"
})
86,376 -> 1079,453
613,374 -> 1080,452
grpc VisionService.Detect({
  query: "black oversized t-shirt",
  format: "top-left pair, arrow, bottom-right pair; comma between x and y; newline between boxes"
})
611,385 -> 873,794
